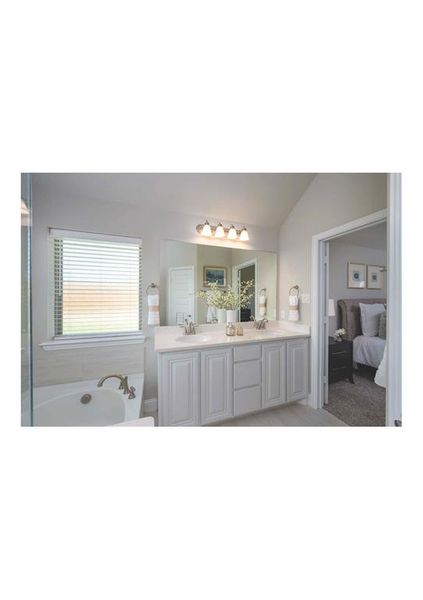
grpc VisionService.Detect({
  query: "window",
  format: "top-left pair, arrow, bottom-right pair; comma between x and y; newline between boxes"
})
50,229 -> 142,340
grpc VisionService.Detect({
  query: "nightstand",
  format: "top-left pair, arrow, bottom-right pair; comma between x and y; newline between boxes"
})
328,337 -> 354,384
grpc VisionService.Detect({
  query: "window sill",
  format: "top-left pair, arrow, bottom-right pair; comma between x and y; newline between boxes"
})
40,334 -> 146,351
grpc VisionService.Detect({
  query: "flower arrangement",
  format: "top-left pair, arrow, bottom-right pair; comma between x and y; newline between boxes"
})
333,328 -> 346,342
197,281 -> 227,309
197,280 -> 254,310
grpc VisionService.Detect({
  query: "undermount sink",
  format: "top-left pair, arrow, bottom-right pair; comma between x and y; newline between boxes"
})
174,330 -> 287,344
174,334 -> 218,343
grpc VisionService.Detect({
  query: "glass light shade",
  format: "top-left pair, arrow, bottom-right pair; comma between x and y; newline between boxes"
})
227,225 -> 237,240
202,220 -> 212,237
215,223 -> 225,238
239,227 -> 249,241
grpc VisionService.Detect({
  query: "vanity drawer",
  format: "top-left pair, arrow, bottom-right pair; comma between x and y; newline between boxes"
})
233,343 -> 261,363
234,360 -> 261,389
234,385 -> 261,416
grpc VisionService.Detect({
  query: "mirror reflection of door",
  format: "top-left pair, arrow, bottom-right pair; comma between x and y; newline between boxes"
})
234,262 -> 256,322
167,266 -> 195,325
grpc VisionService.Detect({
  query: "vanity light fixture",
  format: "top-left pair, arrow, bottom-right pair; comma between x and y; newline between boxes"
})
215,222 -> 225,238
195,220 -> 250,242
239,227 -> 249,241
201,220 -> 212,237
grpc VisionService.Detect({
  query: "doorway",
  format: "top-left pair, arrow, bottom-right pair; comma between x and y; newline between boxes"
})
324,222 -> 387,425
167,265 -> 195,325
310,174 -> 402,426
233,259 -> 257,322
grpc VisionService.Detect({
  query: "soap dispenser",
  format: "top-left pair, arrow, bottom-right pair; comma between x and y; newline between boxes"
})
226,322 -> 236,336
236,323 -> 244,336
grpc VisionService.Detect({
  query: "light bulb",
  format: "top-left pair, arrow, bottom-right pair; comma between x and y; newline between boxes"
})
227,225 -> 237,240
215,223 -> 225,238
202,220 -> 212,237
239,227 -> 249,241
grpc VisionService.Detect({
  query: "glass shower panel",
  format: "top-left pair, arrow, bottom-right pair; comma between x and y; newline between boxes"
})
21,174 -> 32,426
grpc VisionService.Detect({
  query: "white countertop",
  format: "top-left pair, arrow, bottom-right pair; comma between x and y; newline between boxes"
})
154,321 -> 310,353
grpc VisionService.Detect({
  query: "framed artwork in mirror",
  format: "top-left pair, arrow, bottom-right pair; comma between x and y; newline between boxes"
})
203,266 -> 227,287
347,262 -> 366,289
367,265 -> 383,289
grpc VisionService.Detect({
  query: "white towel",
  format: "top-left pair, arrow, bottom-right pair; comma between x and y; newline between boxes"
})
289,294 -> 299,307
258,294 -> 267,317
206,305 -> 217,323
288,294 -> 299,321
288,309 -> 299,322
148,294 -> 160,326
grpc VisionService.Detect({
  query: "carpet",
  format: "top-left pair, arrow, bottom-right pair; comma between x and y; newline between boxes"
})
324,367 -> 386,426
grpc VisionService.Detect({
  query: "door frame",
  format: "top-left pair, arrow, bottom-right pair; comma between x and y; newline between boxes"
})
167,265 -> 196,325
232,258 -> 258,320
310,174 -> 401,425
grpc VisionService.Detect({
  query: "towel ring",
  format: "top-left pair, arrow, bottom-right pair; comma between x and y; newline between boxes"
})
146,283 -> 159,295
289,285 -> 299,296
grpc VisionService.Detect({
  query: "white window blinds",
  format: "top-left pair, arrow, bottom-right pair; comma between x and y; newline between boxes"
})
50,229 -> 142,337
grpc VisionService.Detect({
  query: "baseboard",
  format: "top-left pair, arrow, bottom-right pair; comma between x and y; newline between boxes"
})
143,397 -> 158,414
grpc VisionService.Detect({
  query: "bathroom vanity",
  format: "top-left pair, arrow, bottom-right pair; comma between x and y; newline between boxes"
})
155,325 -> 310,426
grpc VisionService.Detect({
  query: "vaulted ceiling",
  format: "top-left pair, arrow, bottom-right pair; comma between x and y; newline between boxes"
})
36,173 -> 316,228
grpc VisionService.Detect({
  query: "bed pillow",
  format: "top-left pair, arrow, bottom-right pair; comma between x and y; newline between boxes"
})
378,312 -> 387,339
359,303 -> 386,337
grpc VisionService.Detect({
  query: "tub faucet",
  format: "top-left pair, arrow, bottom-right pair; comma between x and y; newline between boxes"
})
97,374 -> 136,399
250,316 -> 268,330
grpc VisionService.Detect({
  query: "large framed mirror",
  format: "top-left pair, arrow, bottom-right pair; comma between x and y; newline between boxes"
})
160,240 -> 277,325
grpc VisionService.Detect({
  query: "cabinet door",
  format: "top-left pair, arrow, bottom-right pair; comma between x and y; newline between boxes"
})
200,347 -> 233,424
287,339 -> 309,402
262,342 -> 286,408
159,352 -> 200,426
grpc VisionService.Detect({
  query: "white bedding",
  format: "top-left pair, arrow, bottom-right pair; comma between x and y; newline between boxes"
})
374,344 -> 387,388
353,335 -> 386,369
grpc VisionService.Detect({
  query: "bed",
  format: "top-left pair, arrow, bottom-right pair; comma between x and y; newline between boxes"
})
337,298 -> 386,370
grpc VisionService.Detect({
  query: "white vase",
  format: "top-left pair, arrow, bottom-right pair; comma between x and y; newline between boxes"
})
217,309 -> 226,324
226,309 -> 238,324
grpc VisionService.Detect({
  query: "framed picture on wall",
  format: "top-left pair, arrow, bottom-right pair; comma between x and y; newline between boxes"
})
203,266 -> 227,287
347,262 -> 366,289
367,265 -> 384,289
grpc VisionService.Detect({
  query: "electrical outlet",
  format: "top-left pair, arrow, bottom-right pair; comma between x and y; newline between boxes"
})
301,293 -> 310,304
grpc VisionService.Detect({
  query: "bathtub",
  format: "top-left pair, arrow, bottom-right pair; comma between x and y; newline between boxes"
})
33,374 -> 144,426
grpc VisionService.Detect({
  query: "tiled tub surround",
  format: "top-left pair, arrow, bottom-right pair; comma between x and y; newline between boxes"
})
155,322 -> 310,426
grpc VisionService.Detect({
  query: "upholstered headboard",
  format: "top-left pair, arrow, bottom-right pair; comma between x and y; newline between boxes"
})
338,298 -> 387,341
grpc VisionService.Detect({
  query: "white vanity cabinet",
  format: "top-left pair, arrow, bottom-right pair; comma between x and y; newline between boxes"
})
157,336 -> 309,426
200,347 -> 233,424
287,338 -> 309,402
262,342 -> 287,408
158,351 -> 200,426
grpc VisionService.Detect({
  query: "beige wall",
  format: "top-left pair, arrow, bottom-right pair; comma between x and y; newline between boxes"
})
32,175 -> 279,399
160,241 -> 277,324
230,248 -> 277,320
196,245 -> 233,323
279,174 -> 387,324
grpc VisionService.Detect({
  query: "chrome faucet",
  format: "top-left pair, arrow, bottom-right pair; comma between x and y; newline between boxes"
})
97,374 -> 136,399
250,316 -> 268,330
179,316 -> 197,335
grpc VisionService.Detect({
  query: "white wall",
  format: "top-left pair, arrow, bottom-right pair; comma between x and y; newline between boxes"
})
32,175 -> 279,400
328,240 -> 387,336
279,174 -> 387,325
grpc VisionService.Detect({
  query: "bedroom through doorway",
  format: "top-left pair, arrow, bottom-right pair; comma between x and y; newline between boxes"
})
324,222 -> 387,426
